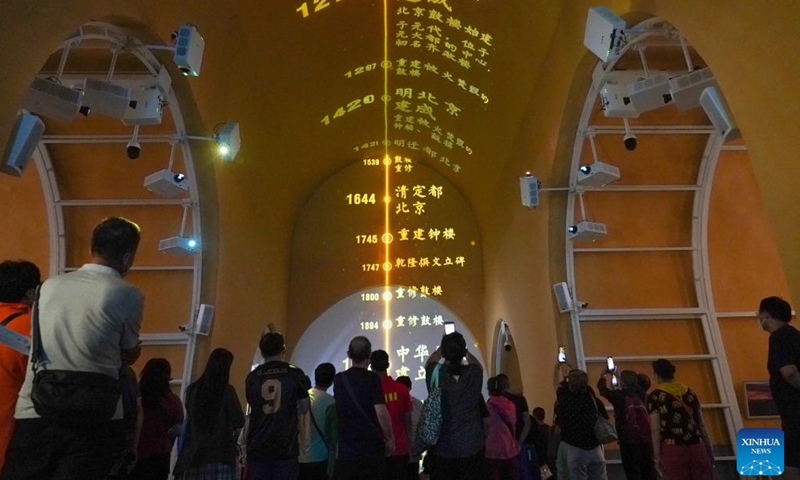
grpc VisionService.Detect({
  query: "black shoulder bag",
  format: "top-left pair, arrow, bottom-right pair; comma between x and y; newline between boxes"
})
30,284 -> 121,426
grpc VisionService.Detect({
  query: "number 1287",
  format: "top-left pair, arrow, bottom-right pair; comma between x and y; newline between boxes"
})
297,0 -> 344,19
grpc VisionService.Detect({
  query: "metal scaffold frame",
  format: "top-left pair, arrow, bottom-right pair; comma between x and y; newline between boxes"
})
31,21 -> 204,400
563,17 -> 743,467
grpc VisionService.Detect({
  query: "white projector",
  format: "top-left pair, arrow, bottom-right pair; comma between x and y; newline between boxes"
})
23,77 -> 83,123
577,161 -> 620,187
668,68 -> 717,112
519,173 -> 540,208
144,169 -> 188,198
600,82 -> 639,118
158,236 -> 200,255
568,220 -> 607,242
584,6 -> 626,63
173,25 -> 205,77
123,87 -> 163,126
626,73 -> 671,114
82,78 -> 131,118
215,122 -> 241,161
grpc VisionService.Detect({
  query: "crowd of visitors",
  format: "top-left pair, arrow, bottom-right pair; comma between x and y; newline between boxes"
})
0,216 -> 796,480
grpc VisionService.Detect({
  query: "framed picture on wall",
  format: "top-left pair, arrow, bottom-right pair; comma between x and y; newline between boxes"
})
744,381 -> 780,418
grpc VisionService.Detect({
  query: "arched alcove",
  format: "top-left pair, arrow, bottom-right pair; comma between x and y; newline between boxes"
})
287,285 -> 486,400
492,319 -> 524,394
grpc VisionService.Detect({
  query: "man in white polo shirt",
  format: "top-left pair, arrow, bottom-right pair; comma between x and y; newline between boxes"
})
1,217 -> 144,480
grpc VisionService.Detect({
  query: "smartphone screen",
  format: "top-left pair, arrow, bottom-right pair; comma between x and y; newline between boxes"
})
444,321 -> 455,335
606,356 -> 616,372
557,346 -> 567,364
611,374 -> 619,387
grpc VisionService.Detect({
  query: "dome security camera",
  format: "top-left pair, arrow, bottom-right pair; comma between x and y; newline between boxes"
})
623,132 -> 637,151
126,139 -> 141,160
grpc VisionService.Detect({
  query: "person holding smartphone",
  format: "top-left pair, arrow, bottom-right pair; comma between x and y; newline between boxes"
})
596,368 -> 654,480
424,332 -> 485,480
552,357 -> 609,480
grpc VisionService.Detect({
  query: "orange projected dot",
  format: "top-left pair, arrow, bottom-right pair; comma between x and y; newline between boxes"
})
383,195 -> 392,203
382,262 -> 392,271
382,291 -> 393,301
470,240 -> 476,246
382,319 -> 393,330
382,233 -> 394,244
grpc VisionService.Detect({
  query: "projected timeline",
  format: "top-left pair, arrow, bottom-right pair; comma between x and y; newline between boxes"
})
289,0 -> 488,367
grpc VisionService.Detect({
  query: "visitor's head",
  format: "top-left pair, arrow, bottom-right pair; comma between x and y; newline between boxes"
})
637,373 -> 651,392
440,332 -> 467,365
370,349 -> 390,373
620,370 -> 638,389
495,373 -> 510,392
396,376 -> 412,390
259,331 -> 286,358
0,260 -> 40,304
488,376 -> 504,396
758,296 -> 792,331
314,362 -> 335,389
91,217 -> 141,276
652,359 -> 676,382
532,407 -> 546,423
567,369 -> 589,392
347,336 -> 372,363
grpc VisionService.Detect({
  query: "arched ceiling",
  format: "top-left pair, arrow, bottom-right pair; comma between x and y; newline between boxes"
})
3,1 -> 565,234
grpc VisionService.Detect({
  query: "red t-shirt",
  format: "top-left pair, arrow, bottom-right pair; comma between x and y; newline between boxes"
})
379,375 -> 413,456
0,303 -> 30,472
138,392 -> 184,458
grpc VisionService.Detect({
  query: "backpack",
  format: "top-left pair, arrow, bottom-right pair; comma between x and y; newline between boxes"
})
621,393 -> 650,444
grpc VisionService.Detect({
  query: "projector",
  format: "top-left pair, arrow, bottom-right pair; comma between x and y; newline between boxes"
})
23,77 -> 84,123
668,67 -> 717,112
173,25 -> 205,77
568,220 -> 607,242
215,122 -> 241,161
158,236 -> 200,255
82,78 -> 131,118
600,82 -> 639,118
584,6 -> 626,63
144,169 -> 188,198
577,161 -> 620,187
626,73 -> 672,114
519,173 -> 540,208
123,87 -> 163,126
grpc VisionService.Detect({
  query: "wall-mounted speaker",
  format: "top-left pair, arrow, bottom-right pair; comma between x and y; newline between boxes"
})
552,282 -> 573,313
700,86 -> 741,142
194,304 -> 215,335
1,111 -> 45,177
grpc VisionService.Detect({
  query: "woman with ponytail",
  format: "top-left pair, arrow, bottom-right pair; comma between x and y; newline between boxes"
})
173,348 -> 245,480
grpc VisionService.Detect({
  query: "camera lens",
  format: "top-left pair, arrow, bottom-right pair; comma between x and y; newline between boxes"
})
126,146 -> 140,160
